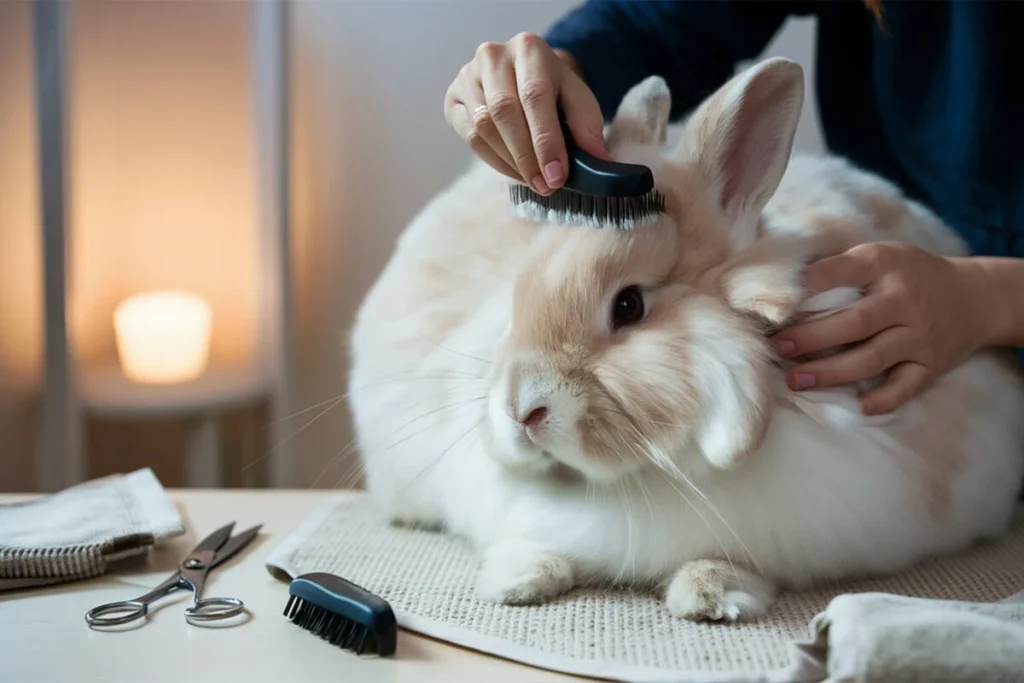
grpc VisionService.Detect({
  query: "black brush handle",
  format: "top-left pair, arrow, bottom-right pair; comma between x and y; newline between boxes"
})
290,572 -> 397,655
559,109 -> 654,198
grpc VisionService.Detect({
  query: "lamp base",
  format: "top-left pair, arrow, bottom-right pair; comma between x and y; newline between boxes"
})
77,363 -> 271,488
80,363 -> 267,419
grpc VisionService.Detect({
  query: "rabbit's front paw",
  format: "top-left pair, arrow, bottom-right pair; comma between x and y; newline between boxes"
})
476,539 -> 575,605
665,560 -> 775,622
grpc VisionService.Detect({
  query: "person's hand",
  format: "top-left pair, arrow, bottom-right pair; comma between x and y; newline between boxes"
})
770,242 -> 996,415
444,33 -> 609,195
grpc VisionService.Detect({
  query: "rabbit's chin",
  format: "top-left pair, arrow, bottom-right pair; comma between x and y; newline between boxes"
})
487,419 -> 646,485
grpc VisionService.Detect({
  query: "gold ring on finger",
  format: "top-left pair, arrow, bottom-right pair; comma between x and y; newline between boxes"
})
472,104 -> 491,122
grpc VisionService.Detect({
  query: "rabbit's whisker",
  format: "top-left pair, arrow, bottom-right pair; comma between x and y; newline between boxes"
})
326,392 -> 488,488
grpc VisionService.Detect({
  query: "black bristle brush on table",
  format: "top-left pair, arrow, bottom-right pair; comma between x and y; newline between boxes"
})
283,572 -> 397,657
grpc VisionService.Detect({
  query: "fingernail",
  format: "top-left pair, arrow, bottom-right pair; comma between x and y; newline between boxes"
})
531,175 -> 551,195
543,161 -> 564,186
772,339 -> 796,358
792,373 -> 816,390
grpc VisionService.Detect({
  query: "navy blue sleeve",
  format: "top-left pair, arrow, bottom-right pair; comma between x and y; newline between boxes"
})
545,0 -> 809,121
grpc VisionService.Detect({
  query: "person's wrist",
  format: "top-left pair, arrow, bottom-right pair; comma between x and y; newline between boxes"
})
951,256 -> 1008,349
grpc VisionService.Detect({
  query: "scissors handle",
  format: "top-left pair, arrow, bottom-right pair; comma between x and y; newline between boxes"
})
84,573 -> 183,628
85,599 -> 150,627
184,596 -> 245,624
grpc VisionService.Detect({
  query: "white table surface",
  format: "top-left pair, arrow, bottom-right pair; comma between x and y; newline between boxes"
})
0,489 -> 580,683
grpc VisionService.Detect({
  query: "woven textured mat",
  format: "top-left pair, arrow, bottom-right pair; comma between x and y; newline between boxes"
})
265,496 -> 1024,683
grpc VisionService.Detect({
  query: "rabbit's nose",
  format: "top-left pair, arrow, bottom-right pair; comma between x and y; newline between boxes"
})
522,406 -> 548,428
510,399 -> 549,427
513,402 -> 549,445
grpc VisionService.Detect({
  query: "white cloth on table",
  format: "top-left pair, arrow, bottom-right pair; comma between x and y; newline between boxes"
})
0,468 -> 183,591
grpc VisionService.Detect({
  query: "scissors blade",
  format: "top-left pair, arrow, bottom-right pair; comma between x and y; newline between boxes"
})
210,524 -> 262,570
190,522 -> 236,556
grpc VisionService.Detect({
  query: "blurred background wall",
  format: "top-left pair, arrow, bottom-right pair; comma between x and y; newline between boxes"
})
0,1 -> 822,492
0,0 -> 43,491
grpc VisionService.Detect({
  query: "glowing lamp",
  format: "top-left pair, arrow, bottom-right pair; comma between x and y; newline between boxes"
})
114,290 -> 212,384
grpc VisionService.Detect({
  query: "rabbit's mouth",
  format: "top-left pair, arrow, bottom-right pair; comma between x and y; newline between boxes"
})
545,459 -> 587,485
502,447 -> 588,486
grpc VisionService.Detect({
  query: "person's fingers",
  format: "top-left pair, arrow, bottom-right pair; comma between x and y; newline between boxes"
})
512,34 -> 568,189
461,71 -> 518,172
773,296 -> 894,358
477,44 -> 548,195
447,62 -> 520,180
470,105 -> 520,175
447,64 -> 519,173
785,326 -> 909,391
448,102 -> 520,181
859,361 -> 929,415
803,249 -> 878,294
558,69 -> 610,160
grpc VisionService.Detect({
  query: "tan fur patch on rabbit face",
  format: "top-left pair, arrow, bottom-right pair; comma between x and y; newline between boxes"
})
487,222 -> 684,481
485,59 -> 809,481
488,218 -> 775,483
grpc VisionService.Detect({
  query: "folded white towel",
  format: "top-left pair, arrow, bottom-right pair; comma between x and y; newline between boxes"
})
0,468 -> 184,590
781,590 -> 1024,683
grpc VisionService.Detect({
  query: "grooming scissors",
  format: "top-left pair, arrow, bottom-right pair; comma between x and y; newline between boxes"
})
85,521 -> 261,628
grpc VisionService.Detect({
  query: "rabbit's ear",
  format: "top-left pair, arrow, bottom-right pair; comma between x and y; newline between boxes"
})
607,76 -> 672,149
690,325 -> 775,470
712,232 -> 852,329
675,58 -> 804,248
708,235 -> 816,329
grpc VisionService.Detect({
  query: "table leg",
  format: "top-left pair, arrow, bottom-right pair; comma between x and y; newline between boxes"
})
186,414 -> 222,487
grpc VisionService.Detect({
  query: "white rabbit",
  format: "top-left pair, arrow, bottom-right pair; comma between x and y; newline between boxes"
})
348,57 -> 1024,621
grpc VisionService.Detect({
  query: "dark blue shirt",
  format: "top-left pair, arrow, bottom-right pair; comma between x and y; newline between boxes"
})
546,0 -> 1024,260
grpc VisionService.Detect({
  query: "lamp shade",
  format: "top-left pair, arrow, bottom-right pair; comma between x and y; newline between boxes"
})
113,290 -> 213,384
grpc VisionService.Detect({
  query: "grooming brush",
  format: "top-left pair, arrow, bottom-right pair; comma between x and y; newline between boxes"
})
283,572 -> 398,656
508,109 -> 666,229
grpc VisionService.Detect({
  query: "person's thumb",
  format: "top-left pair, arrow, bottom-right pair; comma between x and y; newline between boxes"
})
560,77 -> 611,160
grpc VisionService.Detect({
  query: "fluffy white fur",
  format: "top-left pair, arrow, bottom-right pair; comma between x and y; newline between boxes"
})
348,58 -> 1024,622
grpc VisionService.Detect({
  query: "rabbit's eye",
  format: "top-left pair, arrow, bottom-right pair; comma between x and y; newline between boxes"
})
611,286 -> 645,329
